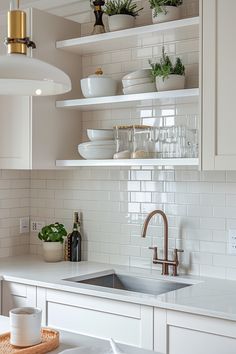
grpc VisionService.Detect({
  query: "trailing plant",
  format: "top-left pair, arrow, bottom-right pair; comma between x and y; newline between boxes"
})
149,0 -> 183,18
104,0 -> 143,17
149,47 -> 185,81
38,222 -> 67,243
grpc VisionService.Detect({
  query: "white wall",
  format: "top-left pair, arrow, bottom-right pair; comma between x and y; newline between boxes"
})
30,168 -> 236,280
0,170 -> 30,257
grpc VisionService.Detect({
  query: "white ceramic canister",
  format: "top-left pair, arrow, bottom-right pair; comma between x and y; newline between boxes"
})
10,307 -> 42,347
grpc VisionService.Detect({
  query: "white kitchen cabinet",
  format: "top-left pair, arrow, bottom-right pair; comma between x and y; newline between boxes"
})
2,281 -> 36,316
154,308 -> 236,354
37,287 -> 153,350
202,0 -> 236,170
0,8 -> 82,169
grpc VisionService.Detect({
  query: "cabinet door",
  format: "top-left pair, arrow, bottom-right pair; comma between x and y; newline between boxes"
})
154,308 -> 236,354
2,281 -> 37,316
37,288 -> 153,350
202,0 -> 236,170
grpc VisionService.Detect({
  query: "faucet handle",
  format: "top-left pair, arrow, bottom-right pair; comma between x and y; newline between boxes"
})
149,246 -> 158,261
174,248 -> 184,262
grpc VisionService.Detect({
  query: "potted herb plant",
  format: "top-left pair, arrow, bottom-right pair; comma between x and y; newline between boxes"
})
149,47 -> 185,91
104,0 -> 143,32
149,0 -> 183,23
38,222 -> 67,262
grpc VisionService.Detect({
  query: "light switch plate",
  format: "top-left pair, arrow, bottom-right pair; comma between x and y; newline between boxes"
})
228,230 -> 236,254
20,217 -> 30,234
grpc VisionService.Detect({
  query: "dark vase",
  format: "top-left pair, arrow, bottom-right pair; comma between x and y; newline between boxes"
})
92,0 -> 105,35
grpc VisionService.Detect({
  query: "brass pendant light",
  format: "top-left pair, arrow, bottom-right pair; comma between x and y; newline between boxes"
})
0,0 -> 71,96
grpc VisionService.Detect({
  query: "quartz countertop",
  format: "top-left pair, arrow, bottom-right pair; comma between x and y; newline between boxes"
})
0,316 -> 159,354
0,255 -> 236,322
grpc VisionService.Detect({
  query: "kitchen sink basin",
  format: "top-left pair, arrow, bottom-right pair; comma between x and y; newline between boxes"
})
64,271 -> 192,296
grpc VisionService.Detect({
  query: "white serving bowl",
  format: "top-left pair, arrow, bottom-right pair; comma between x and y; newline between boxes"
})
80,77 -> 117,98
87,129 -> 114,141
78,141 -> 116,159
122,77 -> 152,88
123,82 -> 156,95
122,69 -> 151,80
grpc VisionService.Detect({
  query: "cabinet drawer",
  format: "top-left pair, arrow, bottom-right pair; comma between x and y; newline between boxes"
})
38,288 -> 153,350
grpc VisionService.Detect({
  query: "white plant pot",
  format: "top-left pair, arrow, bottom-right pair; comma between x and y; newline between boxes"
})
42,242 -> 63,262
152,6 -> 181,24
108,14 -> 135,32
155,75 -> 185,91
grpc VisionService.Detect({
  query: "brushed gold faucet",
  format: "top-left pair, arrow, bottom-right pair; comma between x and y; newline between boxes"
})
141,210 -> 184,276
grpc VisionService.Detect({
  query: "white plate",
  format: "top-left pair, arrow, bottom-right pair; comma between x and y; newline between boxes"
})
122,69 -> 151,80
78,141 -> 116,159
123,82 -> 156,95
122,77 -> 152,88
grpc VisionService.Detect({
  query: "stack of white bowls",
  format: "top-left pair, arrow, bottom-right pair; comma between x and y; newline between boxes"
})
78,129 -> 116,160
122,69 -> 156,95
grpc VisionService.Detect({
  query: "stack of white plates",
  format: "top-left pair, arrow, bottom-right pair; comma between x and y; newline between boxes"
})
78,129 -> 115,159
122,69 -> 156,95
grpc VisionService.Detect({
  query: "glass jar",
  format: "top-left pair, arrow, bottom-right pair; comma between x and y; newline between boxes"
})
131,125 -> 154,159
113,125 -> 155,159
113,125 -> 132,159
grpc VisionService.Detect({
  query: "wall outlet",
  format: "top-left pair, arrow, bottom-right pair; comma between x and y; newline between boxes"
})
31,221 -> 45,233
228,230 -> 236,254
20,217 -> 30,234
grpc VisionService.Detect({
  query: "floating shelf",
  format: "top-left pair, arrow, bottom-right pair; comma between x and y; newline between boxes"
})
56,88 -> 199,111
56,17 -> 199,55
56,158 -> 199,168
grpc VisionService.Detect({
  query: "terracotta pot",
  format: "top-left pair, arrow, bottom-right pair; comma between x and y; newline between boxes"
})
152,6 -> 181,24
155,75 -> 185,91
42,242 -> 63,262
108,14 -> 135,31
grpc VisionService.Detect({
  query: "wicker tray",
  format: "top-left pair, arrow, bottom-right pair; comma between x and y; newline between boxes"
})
0,328 -> 59,354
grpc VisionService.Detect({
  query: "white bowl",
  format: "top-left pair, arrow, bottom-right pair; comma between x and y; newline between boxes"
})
87,129 -> 114,141
122,69 -> 151,80
123,82 -> 156,95
78,141 -> 116,159
81,77 -> 117,98
122,77 -> 152,88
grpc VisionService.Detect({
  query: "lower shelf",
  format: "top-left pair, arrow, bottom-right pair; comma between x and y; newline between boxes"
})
56,158 -> 199,167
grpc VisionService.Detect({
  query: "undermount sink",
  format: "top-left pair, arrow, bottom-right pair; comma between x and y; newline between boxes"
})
64,271 -> 192,296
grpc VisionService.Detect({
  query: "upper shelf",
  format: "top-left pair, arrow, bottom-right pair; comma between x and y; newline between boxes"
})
56,17 -> 199,55
56,88 -> 199,111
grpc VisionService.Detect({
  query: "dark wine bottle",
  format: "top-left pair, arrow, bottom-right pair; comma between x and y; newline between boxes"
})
70,212 -> 82,262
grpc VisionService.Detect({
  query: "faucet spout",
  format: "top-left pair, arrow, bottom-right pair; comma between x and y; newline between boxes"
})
141,209 -> 169,275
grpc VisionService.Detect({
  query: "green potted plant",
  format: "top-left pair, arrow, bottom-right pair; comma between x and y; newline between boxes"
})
149,0 -> 183,24
104,0 -> 143,32
149,47 -> 185,91
38,222 -> 67,262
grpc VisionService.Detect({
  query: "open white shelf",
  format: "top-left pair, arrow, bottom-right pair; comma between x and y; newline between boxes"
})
56,88 -> 199,111
56,17 -> 199,55
56,158 -> 199,168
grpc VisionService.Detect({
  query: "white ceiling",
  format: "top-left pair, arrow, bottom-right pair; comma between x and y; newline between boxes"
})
0,0 -> 88,14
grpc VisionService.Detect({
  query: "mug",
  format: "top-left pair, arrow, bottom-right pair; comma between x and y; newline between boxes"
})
10,307 -> 42,347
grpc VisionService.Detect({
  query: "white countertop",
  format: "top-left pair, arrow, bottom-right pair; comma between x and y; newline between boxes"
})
0,316 -> 159,354
0,255 -> 236,322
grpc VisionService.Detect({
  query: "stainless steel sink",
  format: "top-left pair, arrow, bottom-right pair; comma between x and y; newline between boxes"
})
64,271 -> 192,296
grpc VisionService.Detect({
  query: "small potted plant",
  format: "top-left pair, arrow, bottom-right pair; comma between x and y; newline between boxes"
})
149,47 -> 185,91
149,0 -> 183,24
38,222 -> 67,262
104,0 -> 143,32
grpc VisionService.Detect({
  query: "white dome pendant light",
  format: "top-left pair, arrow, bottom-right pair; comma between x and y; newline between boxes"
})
0,0 -> 71,96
